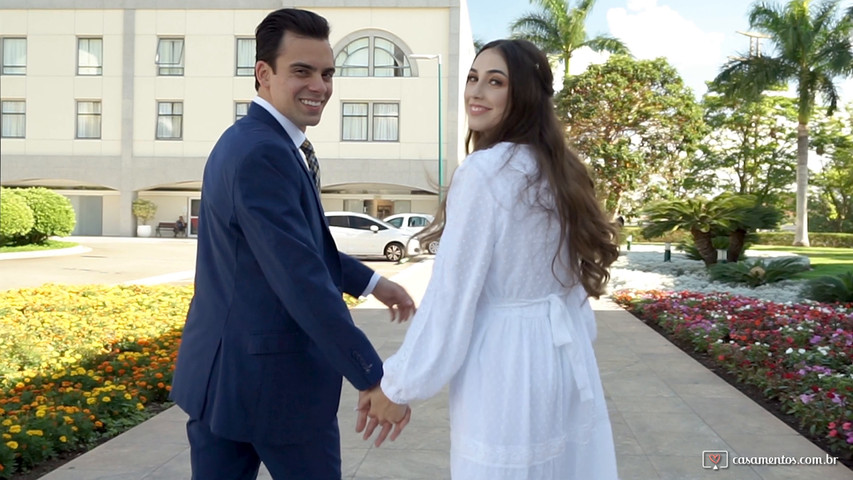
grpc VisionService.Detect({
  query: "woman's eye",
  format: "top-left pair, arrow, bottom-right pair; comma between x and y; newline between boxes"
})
466,75 -> 477,83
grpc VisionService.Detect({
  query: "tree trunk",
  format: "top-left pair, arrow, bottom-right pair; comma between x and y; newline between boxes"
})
691,227 -> 717,266
794,123 -> 810,246
728,229 -> 747,263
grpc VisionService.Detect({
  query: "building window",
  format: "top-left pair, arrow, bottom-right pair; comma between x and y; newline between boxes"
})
335,36 -> 411,77
77,38 -> 103,75
235,102 -> 250,122
342,103 -> 368,141
1,100 -> 25,138
1,38 -> 26,75
156,101 -> 183,139
236,38 -> 255,76
342,102 -> 399,142
156,38 -> 184,76
372,103 -> 399,141
76,101 -> 102,139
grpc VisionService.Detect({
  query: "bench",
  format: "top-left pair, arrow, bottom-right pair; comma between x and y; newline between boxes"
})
155,222 -> 187,237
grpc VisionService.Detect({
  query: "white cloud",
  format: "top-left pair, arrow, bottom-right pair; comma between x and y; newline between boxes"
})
604,0 -> 727,96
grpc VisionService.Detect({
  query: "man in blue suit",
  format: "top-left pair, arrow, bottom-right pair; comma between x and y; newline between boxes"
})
170,8 -> 415,479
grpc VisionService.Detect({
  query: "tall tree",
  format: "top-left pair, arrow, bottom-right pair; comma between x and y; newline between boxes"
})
510,0 -> 629,82
809,109 -> 853,232
557,56 -> 705,216
692,83 -> 798,205
712,0 -> 853,246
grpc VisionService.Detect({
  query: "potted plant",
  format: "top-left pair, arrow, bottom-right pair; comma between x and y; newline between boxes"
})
132,198 -> 157,237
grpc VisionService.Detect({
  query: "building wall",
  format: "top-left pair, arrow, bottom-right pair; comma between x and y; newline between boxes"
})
1,1 -> 472,237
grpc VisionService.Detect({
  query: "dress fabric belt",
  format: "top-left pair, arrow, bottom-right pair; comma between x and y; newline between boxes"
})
489,294 -> 596,429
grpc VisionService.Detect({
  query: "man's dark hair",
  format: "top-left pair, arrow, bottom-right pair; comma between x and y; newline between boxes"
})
254,8 -> 331,90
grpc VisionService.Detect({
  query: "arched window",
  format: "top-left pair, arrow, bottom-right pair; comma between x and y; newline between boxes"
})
335,34 -> 412,77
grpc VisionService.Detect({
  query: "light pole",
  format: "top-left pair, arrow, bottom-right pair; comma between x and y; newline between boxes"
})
409,54 -> 443,203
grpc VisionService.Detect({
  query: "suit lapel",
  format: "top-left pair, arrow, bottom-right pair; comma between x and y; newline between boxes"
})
247,103 -> 324,207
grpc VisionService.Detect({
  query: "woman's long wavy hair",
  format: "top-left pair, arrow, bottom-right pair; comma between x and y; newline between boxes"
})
417,39 -> 619,298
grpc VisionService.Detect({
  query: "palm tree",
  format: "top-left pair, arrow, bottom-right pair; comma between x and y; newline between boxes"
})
641,195 -> 753,267
712,0 -> 853,247
510,0 -> 629,82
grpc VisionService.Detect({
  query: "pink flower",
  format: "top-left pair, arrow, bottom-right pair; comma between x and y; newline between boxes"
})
843,422 -> 852,431
829,429 -> 838,437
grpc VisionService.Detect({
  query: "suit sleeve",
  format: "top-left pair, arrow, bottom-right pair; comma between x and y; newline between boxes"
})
233,142 -> 382,390
338,252 -> 374,297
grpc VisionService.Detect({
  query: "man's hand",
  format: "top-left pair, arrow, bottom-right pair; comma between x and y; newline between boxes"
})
356,386 -> 411,447
370,277 -> 415,322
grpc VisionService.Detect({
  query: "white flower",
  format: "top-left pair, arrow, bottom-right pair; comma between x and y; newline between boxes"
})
609,247 -> 809,304
786,347 -> 794,354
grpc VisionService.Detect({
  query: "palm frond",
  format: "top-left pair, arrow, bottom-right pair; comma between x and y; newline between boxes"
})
510,13 -> 563,55
582,35 -> 630,56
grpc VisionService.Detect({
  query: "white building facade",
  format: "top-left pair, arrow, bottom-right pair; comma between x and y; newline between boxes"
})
0,0 -> 474,237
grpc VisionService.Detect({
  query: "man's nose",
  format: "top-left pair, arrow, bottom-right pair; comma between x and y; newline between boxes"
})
308,74 -> 328,92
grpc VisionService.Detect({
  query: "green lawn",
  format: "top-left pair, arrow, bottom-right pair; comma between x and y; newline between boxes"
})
750,245 -> 853,279
0,239 -> 77,254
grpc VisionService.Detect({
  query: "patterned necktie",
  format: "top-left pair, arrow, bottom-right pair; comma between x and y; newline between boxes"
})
300,139 -> 321,191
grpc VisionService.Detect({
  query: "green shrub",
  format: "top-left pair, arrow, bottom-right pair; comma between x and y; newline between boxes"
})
14,188 -> 76,244
132,198 -> 157,225
754,232 -> 853,248
804,271 -> 853,303
0,188 -> 34,245
709,257 -> 808,288
621,226 -> 690,243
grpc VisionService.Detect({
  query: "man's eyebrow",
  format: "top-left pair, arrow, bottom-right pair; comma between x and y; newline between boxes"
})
290,62 -> 317,71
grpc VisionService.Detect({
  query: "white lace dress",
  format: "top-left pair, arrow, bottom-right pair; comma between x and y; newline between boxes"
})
381,142 -> 619,480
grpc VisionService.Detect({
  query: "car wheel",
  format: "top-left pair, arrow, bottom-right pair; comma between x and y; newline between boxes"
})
384,242 -> 404,261
428,241 -> 439,255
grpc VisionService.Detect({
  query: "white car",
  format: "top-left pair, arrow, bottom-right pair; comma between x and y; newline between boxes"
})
383,213 -> 439,255
325,211 -> 419,261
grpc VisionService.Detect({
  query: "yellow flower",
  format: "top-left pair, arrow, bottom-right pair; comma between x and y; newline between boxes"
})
6,441 -> 18,450
59,435 -> 67,443
2,434 -> 9,440
36,409 -> 47,418
102,396 -> 111,403
9,425 -> 21,434
26,430 -> 43,436
1,420 -> 11,427
86,397 -> 97,405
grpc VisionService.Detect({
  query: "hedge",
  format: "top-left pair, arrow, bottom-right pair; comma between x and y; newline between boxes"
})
0,189 -> 34,245
12,188 -> 76,244
620,226 -> 853,248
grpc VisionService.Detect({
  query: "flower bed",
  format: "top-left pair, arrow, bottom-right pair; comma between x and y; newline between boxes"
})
0,284 -> 362,478
0,284 -> 193,477
612,289 -> 853,459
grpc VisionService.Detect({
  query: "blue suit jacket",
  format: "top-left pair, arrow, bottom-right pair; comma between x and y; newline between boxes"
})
170,103 -> 383,443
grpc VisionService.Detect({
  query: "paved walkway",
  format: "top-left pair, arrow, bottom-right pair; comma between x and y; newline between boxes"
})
32,258 -> 853,479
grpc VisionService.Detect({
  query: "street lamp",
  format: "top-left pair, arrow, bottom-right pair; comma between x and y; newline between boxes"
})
409,53 -> 443,203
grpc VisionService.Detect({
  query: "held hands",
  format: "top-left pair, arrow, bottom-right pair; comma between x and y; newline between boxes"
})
371,277 -> 416,323
356,386 -> 411,447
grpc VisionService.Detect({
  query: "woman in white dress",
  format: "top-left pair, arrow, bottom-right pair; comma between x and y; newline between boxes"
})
359,39 -> 621,479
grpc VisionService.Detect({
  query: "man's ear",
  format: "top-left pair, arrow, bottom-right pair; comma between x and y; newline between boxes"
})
256,61 -> 271,88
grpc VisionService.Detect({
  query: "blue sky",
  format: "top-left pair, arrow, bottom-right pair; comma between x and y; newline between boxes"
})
466,0 -> 853,99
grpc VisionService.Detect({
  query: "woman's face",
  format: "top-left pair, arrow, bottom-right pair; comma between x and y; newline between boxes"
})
464,48 -> 509,137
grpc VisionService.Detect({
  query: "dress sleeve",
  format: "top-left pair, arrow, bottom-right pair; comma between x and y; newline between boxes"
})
381,157 -> 497,403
